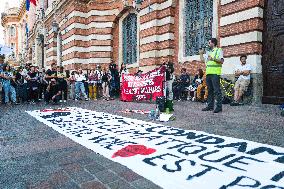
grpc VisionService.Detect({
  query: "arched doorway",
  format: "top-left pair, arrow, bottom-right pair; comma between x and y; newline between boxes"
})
262,0 -> 284,104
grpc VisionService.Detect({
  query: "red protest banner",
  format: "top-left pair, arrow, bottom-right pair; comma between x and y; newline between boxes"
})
121,66 -> 166,102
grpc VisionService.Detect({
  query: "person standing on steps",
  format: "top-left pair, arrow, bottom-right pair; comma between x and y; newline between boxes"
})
199,38 -> 224,113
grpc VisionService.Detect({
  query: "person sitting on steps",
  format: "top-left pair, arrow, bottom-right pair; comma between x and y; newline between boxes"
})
231,54 -> 252,106
196,74 -> 208,103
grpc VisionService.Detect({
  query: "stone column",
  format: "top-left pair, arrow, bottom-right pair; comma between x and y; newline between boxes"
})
56,33 -> 62,66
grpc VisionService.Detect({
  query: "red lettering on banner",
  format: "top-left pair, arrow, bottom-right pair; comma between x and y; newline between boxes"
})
40,109 -> 70,112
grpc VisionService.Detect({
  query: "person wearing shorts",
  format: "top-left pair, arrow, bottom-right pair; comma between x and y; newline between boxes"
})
231,55 -> 252,105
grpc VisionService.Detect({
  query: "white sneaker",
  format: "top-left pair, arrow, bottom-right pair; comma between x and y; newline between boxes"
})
192,97 -> 196,102
59,100 -> 63,103
85,98 -> 89,101
63,100 -> 67,103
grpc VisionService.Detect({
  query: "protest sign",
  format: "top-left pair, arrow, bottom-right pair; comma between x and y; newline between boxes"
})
121,66 -> 165,101
27,107 -> 284,189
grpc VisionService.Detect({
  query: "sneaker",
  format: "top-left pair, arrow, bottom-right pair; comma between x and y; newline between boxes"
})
230,102 -> 239,106
63,100 -> 67,103
202,107 -> 213,111
75,99 -> 79,101
192,97 -> 196,102
213,108 -> 222,113
85,98 -> 89,101
59,100 -> 63,103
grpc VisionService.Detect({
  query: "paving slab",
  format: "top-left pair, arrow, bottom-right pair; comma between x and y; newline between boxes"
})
0,100 -> 283,189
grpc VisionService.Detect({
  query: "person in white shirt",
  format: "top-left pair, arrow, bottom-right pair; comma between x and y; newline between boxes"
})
75,69 -> 89,101
232,55 -> 252,105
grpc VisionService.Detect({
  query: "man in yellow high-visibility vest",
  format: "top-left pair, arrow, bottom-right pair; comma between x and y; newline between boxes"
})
199,38 -> 224,113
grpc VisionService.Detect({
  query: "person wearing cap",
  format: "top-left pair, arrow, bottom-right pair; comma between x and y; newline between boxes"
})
44,78 -> 61,104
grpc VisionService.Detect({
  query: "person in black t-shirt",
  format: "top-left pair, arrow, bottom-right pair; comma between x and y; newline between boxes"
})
44,79 -> 61,104
27,66 -> 39,103
45,63 -> 57,83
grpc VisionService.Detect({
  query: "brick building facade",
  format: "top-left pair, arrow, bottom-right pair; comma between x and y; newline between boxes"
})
1,2 -> 28,67
25,0 -> 283,104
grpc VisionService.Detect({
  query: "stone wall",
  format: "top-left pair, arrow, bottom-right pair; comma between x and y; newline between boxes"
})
42,0 -> 264,103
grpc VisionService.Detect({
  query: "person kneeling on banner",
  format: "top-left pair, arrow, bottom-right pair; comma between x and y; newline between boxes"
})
44,78 -> 61,105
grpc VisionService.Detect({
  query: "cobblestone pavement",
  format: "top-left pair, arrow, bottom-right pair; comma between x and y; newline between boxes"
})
0,100 -> 283,189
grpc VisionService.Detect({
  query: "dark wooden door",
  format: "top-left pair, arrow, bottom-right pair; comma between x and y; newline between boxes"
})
262,0 -> 284,104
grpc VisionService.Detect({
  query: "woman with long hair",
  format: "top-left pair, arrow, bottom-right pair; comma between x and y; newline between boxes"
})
88,69 -> 98,100
57,66 -> 68,102
1,64 -> 18,104
187,68 -> 204,101
102,67 -> 112,101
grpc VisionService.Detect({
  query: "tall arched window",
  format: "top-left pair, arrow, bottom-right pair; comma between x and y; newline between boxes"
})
122,13 -> 137,65
10,25 -> 16,37
184,0 -> 213,56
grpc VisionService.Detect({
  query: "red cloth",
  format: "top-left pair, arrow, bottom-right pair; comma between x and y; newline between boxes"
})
121,66 -> 166,102
30,0 -> 37,6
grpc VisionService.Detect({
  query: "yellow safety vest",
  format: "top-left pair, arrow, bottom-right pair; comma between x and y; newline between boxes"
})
206,48 -> 222,75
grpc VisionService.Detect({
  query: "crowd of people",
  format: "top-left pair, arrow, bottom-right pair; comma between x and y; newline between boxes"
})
171,38 -> 253,113
0,38 -> 253,113
0,62 -> 122,105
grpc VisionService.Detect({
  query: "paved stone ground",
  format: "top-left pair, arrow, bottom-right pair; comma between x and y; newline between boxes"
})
0,99 -> 283,189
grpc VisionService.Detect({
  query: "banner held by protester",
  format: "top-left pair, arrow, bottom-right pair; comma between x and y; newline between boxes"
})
121,66 -> 166,102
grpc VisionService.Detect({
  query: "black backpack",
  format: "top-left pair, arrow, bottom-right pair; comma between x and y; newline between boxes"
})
156,96 -> 166,112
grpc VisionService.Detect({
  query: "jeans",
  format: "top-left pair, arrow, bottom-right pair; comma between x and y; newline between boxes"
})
69,83 -> 75,100
206,74 -> 222,110
102,82 -> 110,99
16,83 -> 28,102
166,80 -> 173,100
88,84 -> 97,99
58,80 -> 68,100
3,81 -> 16,103
75,81 -> 87,99
44,92 -> 61,103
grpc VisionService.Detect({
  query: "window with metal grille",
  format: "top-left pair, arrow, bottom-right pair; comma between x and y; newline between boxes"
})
122,13 -> 137,65
184,0 -> 213,56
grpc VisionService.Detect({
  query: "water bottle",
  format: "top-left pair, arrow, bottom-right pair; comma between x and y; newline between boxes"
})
155,105 -> 160,120
149,110 -> 156,120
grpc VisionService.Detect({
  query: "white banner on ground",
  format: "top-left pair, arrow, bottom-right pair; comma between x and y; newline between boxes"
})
27,107 -> 284,189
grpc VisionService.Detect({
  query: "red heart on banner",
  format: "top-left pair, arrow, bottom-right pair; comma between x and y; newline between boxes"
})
112,145 -> 156,158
